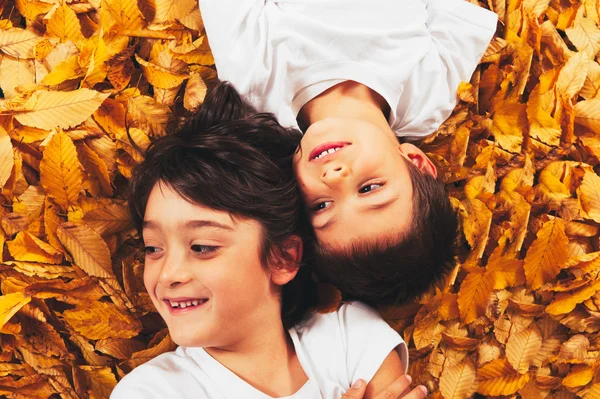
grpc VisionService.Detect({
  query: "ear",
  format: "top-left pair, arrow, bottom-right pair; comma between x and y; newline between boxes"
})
269,235 -> 303,286
398,143 -> 438,178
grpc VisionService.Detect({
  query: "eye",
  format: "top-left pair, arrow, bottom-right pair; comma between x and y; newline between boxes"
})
311,200 -> 333,212
359,183 -> 384,194
191,245 -> 219,255
144,246 -> 162,257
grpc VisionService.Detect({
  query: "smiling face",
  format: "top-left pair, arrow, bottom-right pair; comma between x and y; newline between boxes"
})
142,182 -> 285,349
293,118 -> 436,248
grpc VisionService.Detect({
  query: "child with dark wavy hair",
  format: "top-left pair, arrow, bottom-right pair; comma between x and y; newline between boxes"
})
199,0 -> 498,306
111,82 -> 428,399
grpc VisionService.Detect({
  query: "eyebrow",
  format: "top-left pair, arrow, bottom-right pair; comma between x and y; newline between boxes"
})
314,196 -> 400,231
143,220 -> 234,231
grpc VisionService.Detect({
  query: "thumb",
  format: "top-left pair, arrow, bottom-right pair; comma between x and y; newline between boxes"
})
341,379 -> 367,399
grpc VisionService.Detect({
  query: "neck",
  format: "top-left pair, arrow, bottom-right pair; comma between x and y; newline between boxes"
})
205,311 -> 306,397
298,81 -> 394,137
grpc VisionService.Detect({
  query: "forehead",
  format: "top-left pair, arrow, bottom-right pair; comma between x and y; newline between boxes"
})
143,183 -> 236,229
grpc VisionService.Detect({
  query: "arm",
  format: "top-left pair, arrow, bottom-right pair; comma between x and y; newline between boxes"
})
364,350 -> 405,398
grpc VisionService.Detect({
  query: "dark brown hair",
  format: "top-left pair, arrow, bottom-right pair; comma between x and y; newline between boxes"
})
311,158 -> 459,307
128,82 -> 316,328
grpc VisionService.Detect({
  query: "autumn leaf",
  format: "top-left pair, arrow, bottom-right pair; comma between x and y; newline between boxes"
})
39,130 -> 83,210
439,357 -> 476,399
0,292 -> 31,331
523,218 -> 569,289
62,300 -> 142,340
57,222 -> 115,279
505,323 -> 542,374
45,4 -> 85,48
14,89 -> 111,130
0,134 -> 13,188
457,268 -> 495,324
476,358 -> 530,396
0,28 -> 41,59
578,171 -> 600,223
6,231 -> 63,264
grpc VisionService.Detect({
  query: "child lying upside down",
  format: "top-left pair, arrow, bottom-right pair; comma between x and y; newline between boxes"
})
199,0 -> 498,305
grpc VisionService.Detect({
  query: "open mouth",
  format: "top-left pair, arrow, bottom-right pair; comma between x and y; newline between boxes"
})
165,299 -> 208,309
309,142 -> 350,161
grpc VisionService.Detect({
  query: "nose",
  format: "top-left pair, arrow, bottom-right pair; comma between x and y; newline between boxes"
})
157,251 -> 192,288
321,164 -> 350,183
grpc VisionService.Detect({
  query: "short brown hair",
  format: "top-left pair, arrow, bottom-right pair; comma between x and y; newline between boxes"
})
128,82 -> 316,328
310,158 -> 459,306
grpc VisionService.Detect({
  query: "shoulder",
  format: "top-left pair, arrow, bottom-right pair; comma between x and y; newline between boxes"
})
110,350 -> 208,399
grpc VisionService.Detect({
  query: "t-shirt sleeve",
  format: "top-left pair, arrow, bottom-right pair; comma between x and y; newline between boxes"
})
198,0 -> 263,74
395,0 -> 498,139
338,302 -> 409,385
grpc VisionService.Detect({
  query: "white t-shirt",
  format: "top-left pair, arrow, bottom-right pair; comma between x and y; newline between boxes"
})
199,0 -> 498,140
110,302 -> 408,399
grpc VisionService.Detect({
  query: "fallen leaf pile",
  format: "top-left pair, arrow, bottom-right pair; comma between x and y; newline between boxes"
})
0,0 -> 599,398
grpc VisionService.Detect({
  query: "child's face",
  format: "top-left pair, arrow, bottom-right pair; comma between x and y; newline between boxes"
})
142,182 -> 279,348
293,118 -> 434,248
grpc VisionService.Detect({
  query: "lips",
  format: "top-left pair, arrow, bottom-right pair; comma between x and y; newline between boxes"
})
309,142 -> 350,161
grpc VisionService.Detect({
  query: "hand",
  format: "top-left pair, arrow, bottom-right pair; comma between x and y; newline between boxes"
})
341,375 -> 428,399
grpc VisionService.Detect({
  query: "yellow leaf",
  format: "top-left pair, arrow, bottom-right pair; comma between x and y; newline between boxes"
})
562,364 -> 595,388
0,134 -> 13,188
575,98 -> 600,134
580,61 -> 600,99
62,300 -> 142,340
153,0 -> 196,23
464,162 -> 496,200
135,54 -> 189,89
0,28 -> 41,59
75,141 -> 113,197
578,171 -> 600,223
557,335 -> 589,363
15,0 -> 53,20
461,198 -> 492,260
489,101 -> 527,153
457,268 -> 495,324
557,51 -> 590,100
57,221 -> 114,279
565,17 -> 600,58
83,37 -> 110,87
0,56 -> 35,99
500,154 -> 534,192
546,277 -> 600,315
183,73 -> 207,111
14,89 -> 110,130
39,130 -> 83,210
583,383 -> 600,399
170,37 -> 214,65
523,218 -> 569,289
527,101 -> 562,147
476,358 -> 530,396
76,366 -> 118,398
82,203 -> 132,236
102,0 -> 146,32
412,311 -> 444,350
40,54 -> 85,86
439,357 -> 476,399
127,95 -> 172,137
45,4 -> 85,47
0,292 -> 31,331
6,231 -> 63,264
487,256 -> 526,290
506,323 -> 543,374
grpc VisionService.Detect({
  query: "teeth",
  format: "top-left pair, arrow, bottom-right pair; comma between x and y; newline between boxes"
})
314,147 -> 341,160
168,299 -> 205,309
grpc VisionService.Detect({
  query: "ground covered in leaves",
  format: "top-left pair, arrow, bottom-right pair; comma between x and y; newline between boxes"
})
0,0 -> 600,398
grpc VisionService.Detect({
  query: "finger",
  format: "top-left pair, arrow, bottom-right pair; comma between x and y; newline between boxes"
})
341,379 -> 367,399
374,375 -> 413,399
400,386 -> 428,399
